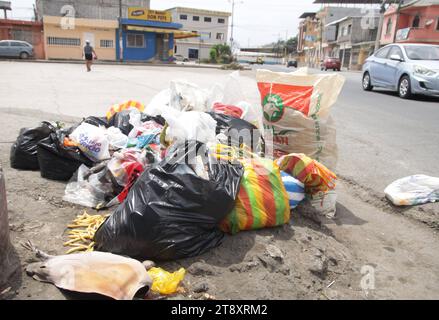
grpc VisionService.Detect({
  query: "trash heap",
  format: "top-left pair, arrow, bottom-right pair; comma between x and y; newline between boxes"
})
12,69 -> 345,299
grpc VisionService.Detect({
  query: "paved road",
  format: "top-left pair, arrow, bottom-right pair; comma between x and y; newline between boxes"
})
251,64 -> 439,194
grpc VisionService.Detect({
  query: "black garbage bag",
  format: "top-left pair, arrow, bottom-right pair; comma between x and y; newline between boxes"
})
108,110 -> 133,135
94,141 -> 244,261
10,121 -> 57,170
81,116 -> 110,128
207,112 -> 262,151
37,128 -> 94,181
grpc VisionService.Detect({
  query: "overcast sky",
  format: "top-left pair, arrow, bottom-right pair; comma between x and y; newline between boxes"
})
7,0 -> 325,46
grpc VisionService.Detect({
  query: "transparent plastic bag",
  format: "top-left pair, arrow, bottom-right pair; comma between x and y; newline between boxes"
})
384,175 -> 439,206
63,164 -> 114,208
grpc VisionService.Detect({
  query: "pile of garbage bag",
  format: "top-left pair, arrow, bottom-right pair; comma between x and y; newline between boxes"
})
11,69 -> 342,262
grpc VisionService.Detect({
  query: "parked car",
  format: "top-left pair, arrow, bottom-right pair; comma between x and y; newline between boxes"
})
321,57 -> 341,71
172,54 -> 189,62
0,40 -> 34,59
362,43 -> 439,99
286,59 -> 298,68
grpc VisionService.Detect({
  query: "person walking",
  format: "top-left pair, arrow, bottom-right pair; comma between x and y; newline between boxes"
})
83,40 -> 97,72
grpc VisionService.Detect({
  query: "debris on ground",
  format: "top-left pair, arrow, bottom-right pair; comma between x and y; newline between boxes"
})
384,174 -> 439,206
4,70 -> 356,300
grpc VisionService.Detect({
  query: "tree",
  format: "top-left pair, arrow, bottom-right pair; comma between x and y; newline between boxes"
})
209,44 -> 232,64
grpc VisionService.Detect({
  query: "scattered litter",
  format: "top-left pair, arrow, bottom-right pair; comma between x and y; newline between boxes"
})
147,267 -> 186,295
384,175 -> 439,206
64,211 -> 109,254
23,241 -> 152,300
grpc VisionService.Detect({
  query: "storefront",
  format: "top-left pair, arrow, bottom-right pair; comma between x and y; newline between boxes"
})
116,8 -> 197,62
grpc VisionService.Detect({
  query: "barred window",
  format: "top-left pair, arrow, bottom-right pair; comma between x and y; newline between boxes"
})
100,39 -> 114,48
127,34 -> 144,48
47,37 -> 80,46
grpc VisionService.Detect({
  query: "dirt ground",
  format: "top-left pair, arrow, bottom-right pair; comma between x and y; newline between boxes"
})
1,108 -> 438,300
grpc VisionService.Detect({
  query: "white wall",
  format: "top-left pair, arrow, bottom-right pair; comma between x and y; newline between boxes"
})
169,7 -> 230,60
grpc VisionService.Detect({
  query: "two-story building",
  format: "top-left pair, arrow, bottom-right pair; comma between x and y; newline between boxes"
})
326,15 -> 379,70
380,0 -> 439,46
167,7 -> 230,61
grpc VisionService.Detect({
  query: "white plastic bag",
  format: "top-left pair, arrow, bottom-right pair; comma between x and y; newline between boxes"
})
384,175 -> 439,206
70,123 -> 110,161
208,71 -> 264,129
162,109 -> 217,145
105,127 -> 128,149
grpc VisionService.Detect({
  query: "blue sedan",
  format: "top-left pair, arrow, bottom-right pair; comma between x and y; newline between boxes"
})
362,43 -> 439,99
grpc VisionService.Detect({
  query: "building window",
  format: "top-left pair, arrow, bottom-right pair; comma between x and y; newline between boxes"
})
436,18 -> 439,31
100,39 -> 114,48
386,18 -> 393,35
204,17 -> 212,22
127,34 -> 144,48
175,45 -> 177,53
216,33 -> 224,40
347,24 -> 352,34
47,37 -> 80,46
193,16 -> 199,21
180,14 -> 187,20
412,14 -> 420,28
218,18 -> 225,24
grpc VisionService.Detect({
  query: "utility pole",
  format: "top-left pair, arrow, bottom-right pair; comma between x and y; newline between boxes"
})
229,0 -> 243,53
119,0 -> 123,62
374,0 -> 387,52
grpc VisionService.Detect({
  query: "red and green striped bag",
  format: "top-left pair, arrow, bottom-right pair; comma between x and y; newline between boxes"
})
220,155 -> 291,235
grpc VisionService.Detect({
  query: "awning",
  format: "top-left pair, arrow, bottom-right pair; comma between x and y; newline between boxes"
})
126,25 -> 199,39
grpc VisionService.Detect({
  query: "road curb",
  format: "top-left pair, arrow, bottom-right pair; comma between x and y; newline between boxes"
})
0,58 -> 229,70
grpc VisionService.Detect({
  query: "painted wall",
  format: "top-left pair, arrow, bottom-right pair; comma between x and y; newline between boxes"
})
43,16 -> 117,60
381,5 -> 439,45
119,30 -> 156,61
0,20 -> 45,59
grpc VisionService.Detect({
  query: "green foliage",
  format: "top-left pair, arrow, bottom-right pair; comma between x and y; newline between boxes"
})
209,44 -> 232,64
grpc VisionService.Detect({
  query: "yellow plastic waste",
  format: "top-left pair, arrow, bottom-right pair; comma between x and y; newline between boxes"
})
147,267 -> 186,295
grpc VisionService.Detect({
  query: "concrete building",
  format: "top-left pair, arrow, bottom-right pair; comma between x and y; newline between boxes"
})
167,7 -> 230,61
327,15 -> 379,70
380,0 -> 439,46
42,15 -> 117,60
0,19 -> 45,59
36,0 -> 150,20
297,12 -> 319,67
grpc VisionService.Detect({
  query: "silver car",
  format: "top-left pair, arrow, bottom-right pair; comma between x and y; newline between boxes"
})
362,43 -> 439,99
0,40 -> 34,59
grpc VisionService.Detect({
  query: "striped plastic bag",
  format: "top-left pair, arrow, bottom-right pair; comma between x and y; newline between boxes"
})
106,100 -> 145,120
219,150 -> 290,235
277,153 -> 336,195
